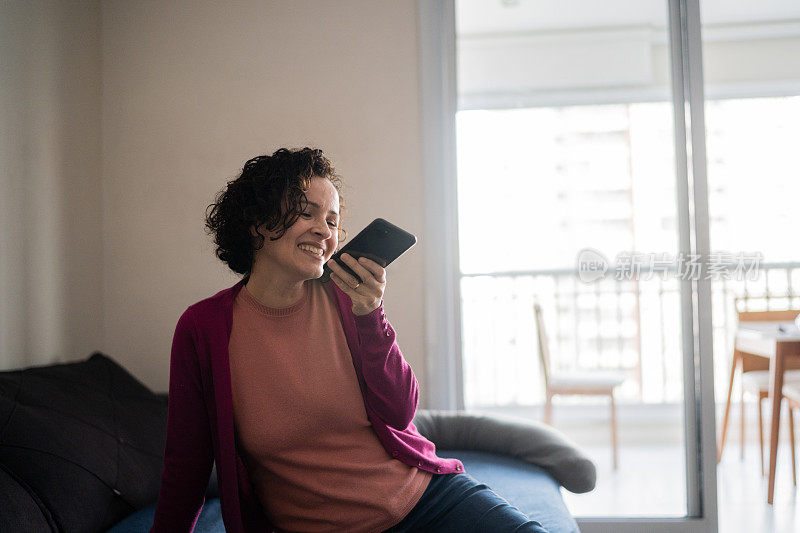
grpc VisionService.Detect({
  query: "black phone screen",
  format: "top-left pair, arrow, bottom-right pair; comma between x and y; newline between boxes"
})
319,218 -> 417,283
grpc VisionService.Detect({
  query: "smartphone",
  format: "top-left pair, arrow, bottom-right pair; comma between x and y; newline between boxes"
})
320,218 -> 417,283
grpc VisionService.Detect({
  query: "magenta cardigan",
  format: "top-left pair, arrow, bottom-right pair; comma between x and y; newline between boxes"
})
150,277 -> 463,533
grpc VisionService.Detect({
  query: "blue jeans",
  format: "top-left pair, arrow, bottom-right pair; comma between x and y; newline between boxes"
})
383,473 -> 549,532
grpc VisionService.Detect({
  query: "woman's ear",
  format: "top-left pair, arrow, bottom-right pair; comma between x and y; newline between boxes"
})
250,223 -> 270,239
250,224 -> 266,249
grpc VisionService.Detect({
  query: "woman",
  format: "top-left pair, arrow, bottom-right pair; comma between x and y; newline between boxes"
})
151,147 -> 547,532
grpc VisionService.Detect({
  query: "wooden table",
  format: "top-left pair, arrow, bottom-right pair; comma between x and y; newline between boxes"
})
735,321 -> 800,504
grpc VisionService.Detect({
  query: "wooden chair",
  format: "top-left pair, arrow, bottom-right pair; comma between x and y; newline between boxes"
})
783,383 -> 800,486
534,303 -> 626,469
717,305 -> 800,477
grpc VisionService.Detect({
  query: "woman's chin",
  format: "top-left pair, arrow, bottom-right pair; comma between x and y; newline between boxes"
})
306,266 -> 325,280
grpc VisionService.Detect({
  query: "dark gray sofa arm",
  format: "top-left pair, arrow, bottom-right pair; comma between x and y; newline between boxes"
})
412,409 -> 596,494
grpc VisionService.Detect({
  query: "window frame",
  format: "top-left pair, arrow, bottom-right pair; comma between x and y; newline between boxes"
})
418,0 -> 718,530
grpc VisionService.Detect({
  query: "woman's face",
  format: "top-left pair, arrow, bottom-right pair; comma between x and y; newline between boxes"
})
252,176 -> 340,282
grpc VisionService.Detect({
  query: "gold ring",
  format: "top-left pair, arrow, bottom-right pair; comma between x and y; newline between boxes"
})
353,282 -> 361,290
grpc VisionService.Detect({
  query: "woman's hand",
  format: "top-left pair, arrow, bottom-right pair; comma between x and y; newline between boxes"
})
328,253 -> 386,316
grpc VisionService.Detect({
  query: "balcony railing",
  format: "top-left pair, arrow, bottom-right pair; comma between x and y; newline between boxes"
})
460,262 -> 800,408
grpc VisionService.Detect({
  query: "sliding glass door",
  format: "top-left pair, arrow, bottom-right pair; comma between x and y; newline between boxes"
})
699,2 -> 800,530
420,0 -> 717,531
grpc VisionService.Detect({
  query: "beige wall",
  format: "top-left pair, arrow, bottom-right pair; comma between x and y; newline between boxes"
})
1,1 -> 429,398
101,0 -> 427,393
0,0 -> 104,371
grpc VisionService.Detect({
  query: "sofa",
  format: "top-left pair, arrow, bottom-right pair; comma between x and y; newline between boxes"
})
0,352 -> 596,532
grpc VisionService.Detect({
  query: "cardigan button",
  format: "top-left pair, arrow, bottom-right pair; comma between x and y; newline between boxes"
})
436,467 -> 441,473
385,331 -> 391,337
418,461 -> 423,467
392,450 -> 399,457
456,465 -> 462,471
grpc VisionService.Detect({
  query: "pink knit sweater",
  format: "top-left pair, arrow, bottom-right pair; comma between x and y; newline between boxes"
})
229,281 -> 431,531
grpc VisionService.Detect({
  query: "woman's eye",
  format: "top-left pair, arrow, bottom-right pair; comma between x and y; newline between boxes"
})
300,212 -> 312,218
328,221 -> 337,227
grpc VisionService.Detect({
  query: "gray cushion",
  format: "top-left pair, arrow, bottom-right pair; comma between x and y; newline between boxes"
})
413,410 -> 596,494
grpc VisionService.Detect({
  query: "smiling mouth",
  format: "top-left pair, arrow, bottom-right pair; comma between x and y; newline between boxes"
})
298,244 -> 324,257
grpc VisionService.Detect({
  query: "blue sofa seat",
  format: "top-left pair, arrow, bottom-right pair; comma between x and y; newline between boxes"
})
109,450 -> 578,533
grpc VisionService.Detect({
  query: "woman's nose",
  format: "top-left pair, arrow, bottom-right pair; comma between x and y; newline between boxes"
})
313,219 -> 332,238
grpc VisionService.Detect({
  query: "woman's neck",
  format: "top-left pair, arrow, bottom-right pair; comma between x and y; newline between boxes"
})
244,271 -> 307,309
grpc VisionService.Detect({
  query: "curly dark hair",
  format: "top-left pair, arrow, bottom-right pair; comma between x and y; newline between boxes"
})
205,147 -> 344,276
